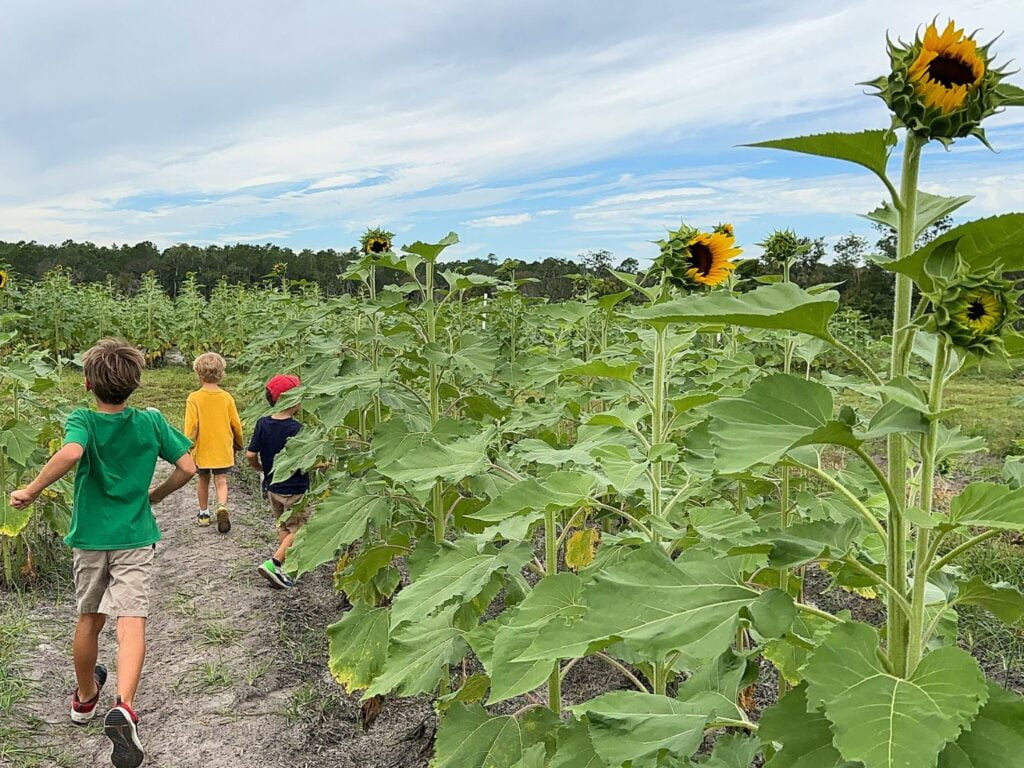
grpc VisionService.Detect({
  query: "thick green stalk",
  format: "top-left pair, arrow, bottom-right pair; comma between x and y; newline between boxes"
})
887,131 -> 924,676
649,326 -> 667,542
544,508 -> 562,713
908,340 -> 947,670
424,260 -> 445,545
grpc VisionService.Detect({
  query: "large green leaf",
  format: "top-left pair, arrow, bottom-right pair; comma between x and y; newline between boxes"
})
746,130 -> 895,181
390,538 -> 532,628
0,496 -> 32,537
488,573 -> 586,704
469,471 -> 600,524
948,483 -> 1024,530
803,622 -> 988,768
519,546 -> 758,664
562,360 -> 640,383
402,231 -> 459,263
286,481 -> 390,577
885,214 -> 1024,293
953,577 -> 1024,624
432,703 -> 555,768
326,605 -> 389,692
760,684 -> 857,768
374,420 -> 494,491
939,683 -> 1024,767
549,718 -> 607,768
629,283 -> 839,341
363,606 -> 466,698
863,191 -> 972,239
707,374 -> 860,474
572,691 -> 711,768
0,421 -> 40,466
690,734 -> 760,768
676,648 -> 749,721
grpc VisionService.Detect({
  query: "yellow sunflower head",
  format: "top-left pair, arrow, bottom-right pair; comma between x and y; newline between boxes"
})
929,269 -> 1019,356
654,224 -> 742,289
868,19 -> 1022,145
0,269 -> 7,290
360,227 -> 394,255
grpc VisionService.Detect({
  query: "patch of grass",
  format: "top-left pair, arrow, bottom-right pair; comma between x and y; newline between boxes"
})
176,660 -> 235,694
945,373 -> 1023,459
169,591 -> 198,618
0,601 -> 68,767
244,657 -> 273,687
286,682 -> 342,724
199,621 -> 244,647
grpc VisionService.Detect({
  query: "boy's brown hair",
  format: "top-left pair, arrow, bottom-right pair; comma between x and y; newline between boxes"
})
193,352 -> 226,384
82,338 -> 146,405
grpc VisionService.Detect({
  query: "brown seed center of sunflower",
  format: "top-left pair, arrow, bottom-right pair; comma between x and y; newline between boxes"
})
370,240 -> 387,253
927,55 -> 976,88
688,243 -> 714,276
966,299 -> 988,321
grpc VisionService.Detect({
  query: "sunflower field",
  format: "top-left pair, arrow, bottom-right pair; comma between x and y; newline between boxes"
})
5,16 -> 1024,768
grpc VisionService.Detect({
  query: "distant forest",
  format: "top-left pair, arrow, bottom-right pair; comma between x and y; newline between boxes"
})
0,219 -> 950,328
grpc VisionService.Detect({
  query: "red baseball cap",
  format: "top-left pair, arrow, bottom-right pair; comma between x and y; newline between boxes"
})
266,374 -> 301,404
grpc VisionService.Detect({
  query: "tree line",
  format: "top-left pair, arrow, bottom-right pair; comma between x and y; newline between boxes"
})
0,220 -> 948,328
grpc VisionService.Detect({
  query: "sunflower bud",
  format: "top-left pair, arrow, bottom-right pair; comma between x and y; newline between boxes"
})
653,223 -> 742,288
867,20 -> 1018,145
927,269 -> 1020,356
758,229 -> 808,267
360,227 -> 394,255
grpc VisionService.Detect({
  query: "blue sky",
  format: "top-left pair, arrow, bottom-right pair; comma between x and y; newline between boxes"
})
2,0 -> 1023,266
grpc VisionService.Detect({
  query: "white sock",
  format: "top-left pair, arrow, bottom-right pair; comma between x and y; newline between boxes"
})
199,508 -> 209,515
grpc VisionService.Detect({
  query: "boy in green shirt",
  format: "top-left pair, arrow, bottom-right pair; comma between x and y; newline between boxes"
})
10,339 -> 195,768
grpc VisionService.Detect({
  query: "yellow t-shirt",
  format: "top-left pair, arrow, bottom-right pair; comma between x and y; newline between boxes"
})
184,388 -> 244,469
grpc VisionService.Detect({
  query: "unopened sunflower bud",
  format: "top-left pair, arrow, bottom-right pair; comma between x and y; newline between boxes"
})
928,270 -> 1019,355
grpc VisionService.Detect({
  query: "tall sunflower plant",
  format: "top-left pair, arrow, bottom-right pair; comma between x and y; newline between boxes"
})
686,18 -> 1024,768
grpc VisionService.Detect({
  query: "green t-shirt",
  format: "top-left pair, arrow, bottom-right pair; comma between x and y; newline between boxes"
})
63,407 -> 192,550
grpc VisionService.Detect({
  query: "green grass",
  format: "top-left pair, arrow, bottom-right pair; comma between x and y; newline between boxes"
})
199,621 -> 245,647
944,374 -> 1023,458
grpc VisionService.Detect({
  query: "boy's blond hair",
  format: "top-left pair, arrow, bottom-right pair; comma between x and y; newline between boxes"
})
82,338 -> 146,404
193,352 -> 226,383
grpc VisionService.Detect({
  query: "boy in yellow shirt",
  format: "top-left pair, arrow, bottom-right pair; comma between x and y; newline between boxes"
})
184,353 -> 243,532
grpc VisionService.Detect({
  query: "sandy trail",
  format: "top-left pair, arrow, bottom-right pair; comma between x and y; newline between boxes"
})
21,471 -> 311,768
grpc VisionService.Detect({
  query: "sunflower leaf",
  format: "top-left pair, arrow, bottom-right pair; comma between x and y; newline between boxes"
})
326,604 -> 389,692
746,130 -> 896,182
948,482 -> 1024,530
706,374 -> 860,474
938,683 -> 1024,767
432,703 -> 557,768
863,191 -> 972,238
400,231 -> 459,263
885,213 -> 1024,293
803,621 -> 988,768
629,283 -> 839,340
759,684 -> 856,768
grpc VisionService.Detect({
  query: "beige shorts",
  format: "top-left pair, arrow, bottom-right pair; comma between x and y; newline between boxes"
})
73,546 -> 155,617
269,492 -> 309,534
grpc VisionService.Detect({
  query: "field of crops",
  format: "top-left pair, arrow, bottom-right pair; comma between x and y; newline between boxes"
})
5,17 -> 1024,768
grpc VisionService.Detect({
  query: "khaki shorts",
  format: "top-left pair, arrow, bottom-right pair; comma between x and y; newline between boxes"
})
269,492 -> 309,534
73,546 -> 155,617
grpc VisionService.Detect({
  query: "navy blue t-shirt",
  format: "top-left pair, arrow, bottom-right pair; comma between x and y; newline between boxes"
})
247,416 -> 309,495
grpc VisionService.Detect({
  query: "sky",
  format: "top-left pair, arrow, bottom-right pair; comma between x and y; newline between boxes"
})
2,0 -> 1024,266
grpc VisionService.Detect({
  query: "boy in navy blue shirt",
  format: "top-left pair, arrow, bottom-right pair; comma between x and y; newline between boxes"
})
246,374 -> 309,589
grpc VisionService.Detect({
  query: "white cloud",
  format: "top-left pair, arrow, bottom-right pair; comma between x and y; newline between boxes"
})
0,0 -> 1021,252
466,213 -> 534,228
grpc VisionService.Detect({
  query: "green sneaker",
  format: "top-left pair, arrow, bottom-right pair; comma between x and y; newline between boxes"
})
257,560 -> 294,589
215,505 -> 231,534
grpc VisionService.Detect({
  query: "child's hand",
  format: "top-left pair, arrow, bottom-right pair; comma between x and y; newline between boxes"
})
10,488 -> 37,510
149,490 -> 165,506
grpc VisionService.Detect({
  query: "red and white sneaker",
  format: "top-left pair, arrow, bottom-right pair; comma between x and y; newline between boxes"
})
70,664 -> 107,725
104,700 -> 145,768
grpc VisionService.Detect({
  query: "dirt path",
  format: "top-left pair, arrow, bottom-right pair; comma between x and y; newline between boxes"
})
17,469 -> 437,768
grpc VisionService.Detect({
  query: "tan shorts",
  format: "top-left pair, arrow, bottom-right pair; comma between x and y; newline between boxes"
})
73,546 -> 155,618
269,492 -> 309,534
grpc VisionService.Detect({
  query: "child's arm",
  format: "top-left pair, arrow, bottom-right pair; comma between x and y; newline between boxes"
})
229,399 -> 244,451
10,443 -> 84,509
245,450 -> 263,472
183,395 -> 199,442
149,452 -> 197,505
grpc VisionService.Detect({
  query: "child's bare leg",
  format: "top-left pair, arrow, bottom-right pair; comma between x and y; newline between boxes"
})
274,531 -> 295,564
196,472 -> 210,509
115,616 -> 146,708
213,473 -> 229,507
73,613 -> 106,699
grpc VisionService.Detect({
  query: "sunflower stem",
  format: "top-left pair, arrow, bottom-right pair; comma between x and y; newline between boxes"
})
887,130 -> 924,677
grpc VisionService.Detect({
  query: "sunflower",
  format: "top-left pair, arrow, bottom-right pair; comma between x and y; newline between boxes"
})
655,224 -> 742,289
929,269 -> 1019,355
0,269 -> 7,290
360,227 -> 394,255
867,19 -> 1017,145
908,21 -> 985,114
